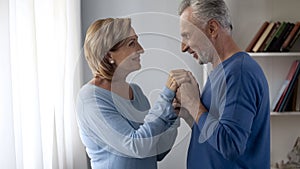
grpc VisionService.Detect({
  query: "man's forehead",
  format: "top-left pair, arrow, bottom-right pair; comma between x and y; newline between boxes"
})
180,7 -> 196,28
180,6 -> 193,22
180,16 -> 196,33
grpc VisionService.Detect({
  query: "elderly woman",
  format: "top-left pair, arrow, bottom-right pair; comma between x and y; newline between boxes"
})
76,18 -> 188,169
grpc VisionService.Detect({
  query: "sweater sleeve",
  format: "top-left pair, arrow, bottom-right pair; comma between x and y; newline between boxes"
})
76,86 -> 179,158
196,67 -> 258,160
155,117 -> 180,161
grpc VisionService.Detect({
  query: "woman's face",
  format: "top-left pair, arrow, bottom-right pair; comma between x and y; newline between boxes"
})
109,28 -> 144,73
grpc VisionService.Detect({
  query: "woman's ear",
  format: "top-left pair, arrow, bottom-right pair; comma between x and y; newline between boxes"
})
107,52 -> 114,60
107,51 -> 112,57
106,52 -> 115,64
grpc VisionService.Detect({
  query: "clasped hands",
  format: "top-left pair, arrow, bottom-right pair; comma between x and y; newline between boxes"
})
166,69 -> 207,127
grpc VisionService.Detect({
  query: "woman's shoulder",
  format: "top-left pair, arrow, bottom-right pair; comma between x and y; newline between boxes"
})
77,83 -> 111,101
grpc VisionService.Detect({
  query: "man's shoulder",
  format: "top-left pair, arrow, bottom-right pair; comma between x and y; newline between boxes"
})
228,52 -> 261,72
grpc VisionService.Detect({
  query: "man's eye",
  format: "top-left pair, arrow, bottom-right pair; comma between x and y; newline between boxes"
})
182,34 -> 190,40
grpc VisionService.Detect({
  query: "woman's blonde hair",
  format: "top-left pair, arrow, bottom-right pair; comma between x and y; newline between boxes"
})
84,18 -> 132,80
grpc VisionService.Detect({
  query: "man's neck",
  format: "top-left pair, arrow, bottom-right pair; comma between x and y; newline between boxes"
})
213,34 -> 241,67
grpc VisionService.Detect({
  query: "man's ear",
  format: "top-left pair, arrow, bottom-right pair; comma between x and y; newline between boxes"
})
207,19 -> 219,38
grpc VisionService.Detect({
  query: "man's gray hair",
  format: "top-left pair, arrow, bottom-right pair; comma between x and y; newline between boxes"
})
179,0 -> 232,31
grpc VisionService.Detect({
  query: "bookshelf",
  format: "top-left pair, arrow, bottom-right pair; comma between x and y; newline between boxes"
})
249,52 -> 300,112
270,112 -> 300,116
248,52 -> 300,165
250,52 -> 300,58
226,0 -> 300,166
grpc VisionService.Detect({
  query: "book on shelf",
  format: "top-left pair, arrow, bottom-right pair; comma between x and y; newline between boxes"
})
277,60 -> 300,112
284,74 -> 300,112
246,21 -> 300,52
245,21 -> 269,52
272,60 -> 300,112
295,77 -> 300,111
283,78 -> 298,111
288,28 -> 300,52
269,22 -> 295,52
252,22 -> 275,52
259,22 -> 281,52
281,21 -> 300,52
265,22 -> 287,52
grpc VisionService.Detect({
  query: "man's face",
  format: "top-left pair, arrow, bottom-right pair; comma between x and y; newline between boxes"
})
180,7 -> 213,65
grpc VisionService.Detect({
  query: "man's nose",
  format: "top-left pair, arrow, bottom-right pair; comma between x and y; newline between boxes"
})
181,42 -> 188,52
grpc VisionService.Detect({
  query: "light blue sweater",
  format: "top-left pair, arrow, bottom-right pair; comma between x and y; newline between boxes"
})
76,83 -> 179,169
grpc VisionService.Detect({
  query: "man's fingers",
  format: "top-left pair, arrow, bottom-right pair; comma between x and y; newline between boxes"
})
174,75 -> 191,86
169,69 -> 198,89
171,71 -> 191,86
169,69 -> 188,75
188,72 -> 199,87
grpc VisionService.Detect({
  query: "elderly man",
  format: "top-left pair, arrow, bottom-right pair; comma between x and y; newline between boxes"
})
172,0 -> 270,168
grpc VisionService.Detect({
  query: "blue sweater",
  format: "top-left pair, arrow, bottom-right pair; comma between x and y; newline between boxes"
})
76,83 -> 179,169
187,52 -> 270,169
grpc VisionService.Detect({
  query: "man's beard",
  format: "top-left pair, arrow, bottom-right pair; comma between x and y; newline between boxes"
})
196,50 -> 209,65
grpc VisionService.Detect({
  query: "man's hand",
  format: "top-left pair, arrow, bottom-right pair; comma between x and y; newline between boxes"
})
172,99 -> 194,128
175,71 -> 206,122
166,69 -> 191,92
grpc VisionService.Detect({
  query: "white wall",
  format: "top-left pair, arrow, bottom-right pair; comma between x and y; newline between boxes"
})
81,0 -> 204,169
81,0 -> 204,84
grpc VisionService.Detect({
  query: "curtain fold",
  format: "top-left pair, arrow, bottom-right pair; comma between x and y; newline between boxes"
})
0,0 -> 87,168
0,1 -> 17,169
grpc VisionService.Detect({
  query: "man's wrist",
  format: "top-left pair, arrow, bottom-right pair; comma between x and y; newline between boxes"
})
190,102 -> 205,123
184,101 -> 199,121
195,110 -> 203,123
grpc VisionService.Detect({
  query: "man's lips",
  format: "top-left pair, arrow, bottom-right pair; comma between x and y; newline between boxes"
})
190,52 -> 198,59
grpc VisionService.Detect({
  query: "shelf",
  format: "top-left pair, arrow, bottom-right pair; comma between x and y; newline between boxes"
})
249,52 -> 300,58
271,112 -> 300,116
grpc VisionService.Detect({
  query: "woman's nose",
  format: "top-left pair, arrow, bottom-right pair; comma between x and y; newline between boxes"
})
137,42 -> 144,54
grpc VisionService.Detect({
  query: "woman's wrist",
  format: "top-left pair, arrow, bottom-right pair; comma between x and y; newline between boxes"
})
165,76 -> 177,92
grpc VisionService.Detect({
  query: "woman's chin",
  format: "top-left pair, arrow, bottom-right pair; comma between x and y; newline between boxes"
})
126,64 -> 141,73
132,64 -> 141,71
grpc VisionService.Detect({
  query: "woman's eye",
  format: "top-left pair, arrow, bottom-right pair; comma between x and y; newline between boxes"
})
129,41 -> 135,47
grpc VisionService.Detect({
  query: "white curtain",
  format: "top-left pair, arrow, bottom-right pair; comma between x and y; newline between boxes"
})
0,0 -> 87,168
